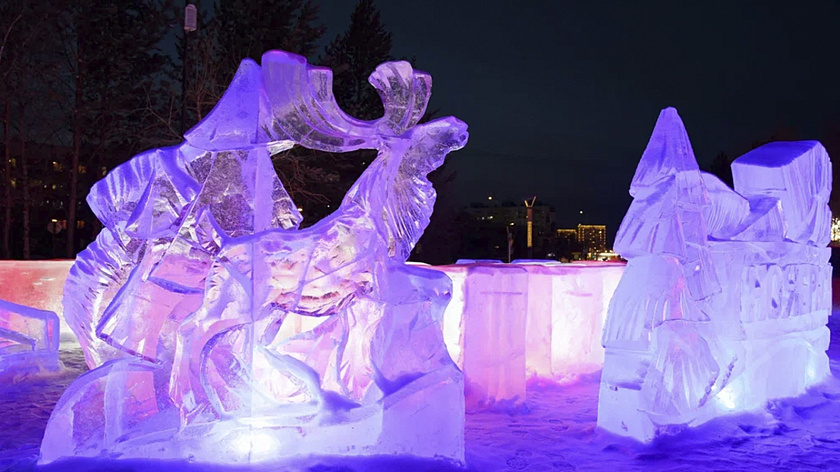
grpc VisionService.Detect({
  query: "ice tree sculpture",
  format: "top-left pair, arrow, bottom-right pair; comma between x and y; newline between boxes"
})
598,108 -> 832,441
0,299 -> 62,382
40,51 -> 468,465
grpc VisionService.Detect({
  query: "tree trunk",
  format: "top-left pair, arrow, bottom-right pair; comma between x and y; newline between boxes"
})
67,35 -> 82,258
19,103 -> 29,259
3,98 -> 10,259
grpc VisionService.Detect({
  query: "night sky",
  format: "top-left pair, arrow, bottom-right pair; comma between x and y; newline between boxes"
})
316,1 -> 840,244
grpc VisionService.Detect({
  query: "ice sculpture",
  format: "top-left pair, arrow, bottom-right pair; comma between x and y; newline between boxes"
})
598,107 -> 832,441
40,51 -> 468,465
0,298 -> 61,382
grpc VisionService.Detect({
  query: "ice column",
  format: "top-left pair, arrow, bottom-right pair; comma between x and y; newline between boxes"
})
461,264 -> 528,408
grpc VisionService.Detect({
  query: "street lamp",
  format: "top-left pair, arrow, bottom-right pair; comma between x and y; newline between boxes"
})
524,196 -> 536,259
180,3 -> 198,135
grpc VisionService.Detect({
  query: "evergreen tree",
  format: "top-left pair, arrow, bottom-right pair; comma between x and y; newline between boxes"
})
708,151 -> 733,187
282,0 -> 396,226
177,0 -> 326,131
58,0 -> 172,257
320,0 -> 394,120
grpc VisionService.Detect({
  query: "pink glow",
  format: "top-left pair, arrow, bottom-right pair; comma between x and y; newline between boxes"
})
0,260 -> 74,338
429,261 -> 626,407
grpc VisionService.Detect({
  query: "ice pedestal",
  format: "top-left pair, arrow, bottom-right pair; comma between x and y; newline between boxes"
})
40,51 -> 467,466
0,298 -> 61,381
597,107 -> 832,442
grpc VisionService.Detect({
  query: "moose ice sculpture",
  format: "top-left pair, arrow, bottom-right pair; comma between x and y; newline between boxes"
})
40,51 -> 467,465
598,108 -> 832,441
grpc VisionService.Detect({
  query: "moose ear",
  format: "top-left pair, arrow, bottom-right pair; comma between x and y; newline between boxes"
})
184,59 -> 262,150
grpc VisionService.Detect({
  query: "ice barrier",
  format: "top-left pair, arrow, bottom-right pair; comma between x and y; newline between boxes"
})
430,261 -> 624,408
40,51 -> 467,465
0,261 -> 75,339
598,107 -> 832,441
0,298 -> 61,381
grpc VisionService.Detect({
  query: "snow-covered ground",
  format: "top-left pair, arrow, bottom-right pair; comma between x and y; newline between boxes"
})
3,314 -> 840,471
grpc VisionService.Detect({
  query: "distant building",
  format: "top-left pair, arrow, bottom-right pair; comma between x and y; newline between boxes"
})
577,224 -> 607,256
2,140 -> 99,258
554,228 -> 577,260
553,224 -> 608,260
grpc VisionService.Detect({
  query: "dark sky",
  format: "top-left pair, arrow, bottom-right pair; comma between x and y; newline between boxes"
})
314,1 -> 840,244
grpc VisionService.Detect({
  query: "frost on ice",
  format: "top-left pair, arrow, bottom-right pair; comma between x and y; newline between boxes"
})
40,51 -> 467,465
598,107 -> 832,441
0,298 -> 61,382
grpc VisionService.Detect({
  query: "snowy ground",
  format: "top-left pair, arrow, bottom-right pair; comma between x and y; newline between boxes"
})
3,318 -> 840,471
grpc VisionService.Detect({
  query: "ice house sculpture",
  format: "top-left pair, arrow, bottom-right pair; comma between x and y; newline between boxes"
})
40,51 -> 468,466
597,107 -> 832,441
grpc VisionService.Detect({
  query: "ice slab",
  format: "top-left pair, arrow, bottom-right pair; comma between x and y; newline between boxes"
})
0,298 -> 61,382
430,261 -> 625,407
41,51 -> 467,466
598,107 -> 832,442
461,264 -> 528,408
0,261 -> 74,339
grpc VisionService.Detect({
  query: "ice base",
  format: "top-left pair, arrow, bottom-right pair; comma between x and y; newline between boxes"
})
40,358 -> 463,465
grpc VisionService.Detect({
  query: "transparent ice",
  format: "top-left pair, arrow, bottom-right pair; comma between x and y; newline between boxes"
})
598,107 -> 832,441
0,260 -> 74,339
430,261 -> 624,408
41,51 -> 467,465
0,298 -> 61,382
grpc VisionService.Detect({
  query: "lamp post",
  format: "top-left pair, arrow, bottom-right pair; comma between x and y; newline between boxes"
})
180,3 -> 197,135
524,196 -> 536,259
506,224 -> 513,263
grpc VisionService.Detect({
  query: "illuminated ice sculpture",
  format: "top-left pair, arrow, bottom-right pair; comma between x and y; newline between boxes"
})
598,107 -> 832,441
40,51 -> 468,465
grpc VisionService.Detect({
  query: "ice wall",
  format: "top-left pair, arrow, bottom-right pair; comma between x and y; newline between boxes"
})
0,298 -> 62,381
461,264 -> 528,408
0,261 -> 74,339
598,108 -> 832,441
430,261 -> 624,407
40,51 -> 467,466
